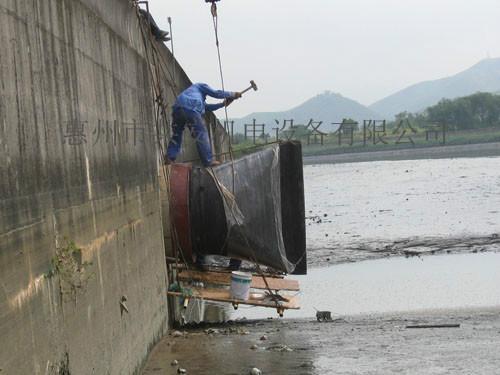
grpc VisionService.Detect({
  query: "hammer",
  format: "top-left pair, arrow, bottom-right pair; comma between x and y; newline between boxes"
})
240,80 -> 258,96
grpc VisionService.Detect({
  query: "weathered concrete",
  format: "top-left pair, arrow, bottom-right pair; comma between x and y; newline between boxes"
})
0,0 -> 227,373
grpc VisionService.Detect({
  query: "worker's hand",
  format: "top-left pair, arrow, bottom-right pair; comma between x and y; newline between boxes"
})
224,98 -> 234,107
233,92 -> 242,99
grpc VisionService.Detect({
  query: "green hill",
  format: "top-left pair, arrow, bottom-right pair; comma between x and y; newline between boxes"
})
232,91 -> 381,134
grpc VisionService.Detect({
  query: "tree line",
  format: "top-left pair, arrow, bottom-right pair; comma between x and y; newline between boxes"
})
395,92 -> 500,130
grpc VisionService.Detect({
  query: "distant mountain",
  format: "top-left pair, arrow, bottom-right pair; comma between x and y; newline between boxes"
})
370,58 -> 500,118
232,91 -> 381,134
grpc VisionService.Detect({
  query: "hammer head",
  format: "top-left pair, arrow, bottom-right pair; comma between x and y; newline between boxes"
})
250,80 -> 258,91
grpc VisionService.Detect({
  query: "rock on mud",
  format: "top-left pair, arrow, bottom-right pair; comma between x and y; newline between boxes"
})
171,330 -> 184,337
266,344 -> 293,352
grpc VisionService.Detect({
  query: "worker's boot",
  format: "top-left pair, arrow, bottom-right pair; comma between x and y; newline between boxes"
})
164,156 -> 175,165
156,30 -> 170,42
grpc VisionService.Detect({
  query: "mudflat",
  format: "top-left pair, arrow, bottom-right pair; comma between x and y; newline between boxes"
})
304,157 -> 500,267
141,308 -> 500,374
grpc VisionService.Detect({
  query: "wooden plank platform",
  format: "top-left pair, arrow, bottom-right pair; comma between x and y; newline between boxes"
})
167,287 -> 300,311
177,270 -> 299,291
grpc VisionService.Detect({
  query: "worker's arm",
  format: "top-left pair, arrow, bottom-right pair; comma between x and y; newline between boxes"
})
205,98 -> 234,112
197,83 -> 236,99
205,103 -> 225,112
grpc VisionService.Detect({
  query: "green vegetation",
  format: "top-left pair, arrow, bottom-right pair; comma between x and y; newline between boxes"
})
396,92 -> 500,130
425,92 -> 500,129
300,126 -> 500,157
47,239 -> 93,301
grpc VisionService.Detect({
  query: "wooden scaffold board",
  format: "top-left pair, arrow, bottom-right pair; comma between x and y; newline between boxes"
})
177,269 -> 299,291
168,270 -> 301,316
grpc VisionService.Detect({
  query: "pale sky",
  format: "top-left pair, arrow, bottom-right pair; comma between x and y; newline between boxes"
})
147,0 -> 500,117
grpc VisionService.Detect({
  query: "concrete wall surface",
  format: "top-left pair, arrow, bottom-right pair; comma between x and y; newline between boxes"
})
0,0 -> 217,373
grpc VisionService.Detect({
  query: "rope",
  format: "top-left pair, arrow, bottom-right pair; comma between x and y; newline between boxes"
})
134,4 -> 229,284
205,167 -> 285,310
206,1 -> 285,310
208,1 -> 237,192
133,4 -> 193,281
135,2 -> 288,313
167,17 -> 176,91
210,2 -> 230,134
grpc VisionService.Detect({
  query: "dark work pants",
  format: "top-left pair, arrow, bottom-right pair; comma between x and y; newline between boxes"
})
166,107 -> 213,166
139,9 -> 164,39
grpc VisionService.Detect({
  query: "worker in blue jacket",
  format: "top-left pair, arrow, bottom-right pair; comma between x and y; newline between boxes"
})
166,83 -> 241,167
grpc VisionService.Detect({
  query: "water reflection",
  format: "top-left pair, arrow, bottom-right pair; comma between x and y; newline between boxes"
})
235,252 -> 500,319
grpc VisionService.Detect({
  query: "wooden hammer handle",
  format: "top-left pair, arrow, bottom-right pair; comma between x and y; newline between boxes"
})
240,86 -> 252,95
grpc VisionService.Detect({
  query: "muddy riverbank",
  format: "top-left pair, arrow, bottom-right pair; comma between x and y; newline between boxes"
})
303,142 -> 500,165
304,157 -> 500,267
141,308 -> 500,374
307,233 -> 500,266
141,252 -> 500,374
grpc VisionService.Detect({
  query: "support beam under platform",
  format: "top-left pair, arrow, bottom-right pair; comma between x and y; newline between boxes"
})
167,287 -> 300,317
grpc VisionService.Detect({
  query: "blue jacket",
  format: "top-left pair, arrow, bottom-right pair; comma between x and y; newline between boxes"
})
173,83 -> 235,114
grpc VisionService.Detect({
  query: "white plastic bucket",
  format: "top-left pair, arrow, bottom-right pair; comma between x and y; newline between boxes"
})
230,271 -> 252,301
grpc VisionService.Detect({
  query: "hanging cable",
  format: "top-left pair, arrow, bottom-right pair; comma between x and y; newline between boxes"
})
204,1 -> 286,311
209,2 -> 231,135
136,2 -> 288,313
167,17 -> 176,92
134,3 -> 194,281
206,0 -> 238,195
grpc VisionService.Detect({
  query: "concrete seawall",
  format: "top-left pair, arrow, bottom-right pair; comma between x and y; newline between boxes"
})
0,0 -> 227,373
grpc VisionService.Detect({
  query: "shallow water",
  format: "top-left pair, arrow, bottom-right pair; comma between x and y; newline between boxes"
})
304,157 -> 500,265
231,157 -> 500,320
236,252 -> 500,319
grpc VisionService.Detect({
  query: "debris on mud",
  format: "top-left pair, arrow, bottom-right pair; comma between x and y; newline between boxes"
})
266,344 -> 293,352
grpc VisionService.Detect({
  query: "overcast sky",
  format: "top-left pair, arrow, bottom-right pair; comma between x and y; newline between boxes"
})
147,0 -> 500,117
